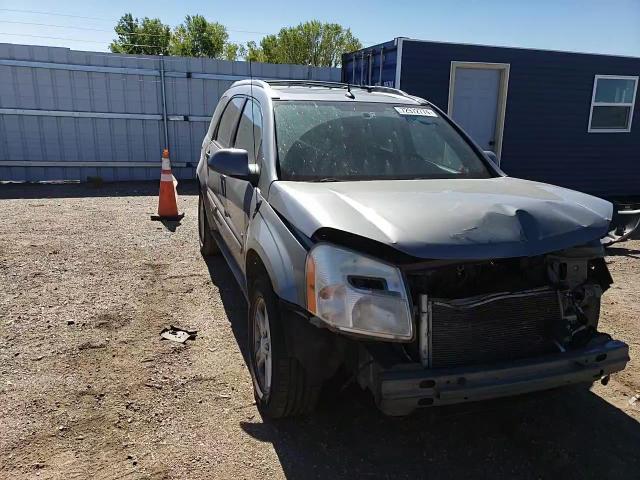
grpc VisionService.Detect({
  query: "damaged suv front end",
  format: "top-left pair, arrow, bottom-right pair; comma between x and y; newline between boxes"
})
265,97 -> 629,416
198,81 -> 629,417
293,205 -> 629,415
364,245 -> 627,415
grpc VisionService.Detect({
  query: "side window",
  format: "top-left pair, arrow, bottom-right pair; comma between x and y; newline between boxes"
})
215,97 -> 245,147
234,99 -> 263,166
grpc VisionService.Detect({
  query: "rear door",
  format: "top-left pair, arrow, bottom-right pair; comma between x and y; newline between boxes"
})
225,98 -> 263,258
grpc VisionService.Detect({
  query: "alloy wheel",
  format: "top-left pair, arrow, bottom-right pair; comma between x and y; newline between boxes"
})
252,296 -> 272,398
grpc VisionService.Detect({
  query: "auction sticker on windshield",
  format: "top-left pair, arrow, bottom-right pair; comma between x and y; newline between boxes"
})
394,106 -> 438,117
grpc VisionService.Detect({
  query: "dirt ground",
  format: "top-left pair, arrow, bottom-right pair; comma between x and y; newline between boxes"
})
1,181 -> 639,480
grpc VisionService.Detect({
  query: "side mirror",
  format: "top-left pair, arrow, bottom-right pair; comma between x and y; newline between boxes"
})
208,148 -> 259,186
484,150 -> 498,166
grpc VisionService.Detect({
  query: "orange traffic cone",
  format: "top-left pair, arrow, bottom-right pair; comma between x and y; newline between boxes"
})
151,149 -> 184,222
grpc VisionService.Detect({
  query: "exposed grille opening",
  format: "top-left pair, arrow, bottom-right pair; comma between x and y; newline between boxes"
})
405,256 -> 549,300
429,289 -> 560,369
405,248 -> 611,370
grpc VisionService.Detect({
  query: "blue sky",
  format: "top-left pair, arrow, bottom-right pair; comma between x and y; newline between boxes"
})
0,0 -> 638,56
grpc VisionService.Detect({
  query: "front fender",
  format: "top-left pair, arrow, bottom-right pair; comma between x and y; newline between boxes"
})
245,199 -> 308,307
196,158 -> 207,190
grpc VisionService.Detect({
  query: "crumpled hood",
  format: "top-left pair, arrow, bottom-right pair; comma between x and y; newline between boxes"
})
268,177 -> 613,259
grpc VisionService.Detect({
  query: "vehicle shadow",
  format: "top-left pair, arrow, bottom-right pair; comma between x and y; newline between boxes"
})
204,256 -> 640,479
606,245 -> 640,259
204,256 -> 250,362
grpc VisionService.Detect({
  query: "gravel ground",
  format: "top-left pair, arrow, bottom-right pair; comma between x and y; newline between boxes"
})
1,182 -> 639,480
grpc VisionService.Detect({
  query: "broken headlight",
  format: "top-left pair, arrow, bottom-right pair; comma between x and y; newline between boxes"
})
305,244 -> 413,341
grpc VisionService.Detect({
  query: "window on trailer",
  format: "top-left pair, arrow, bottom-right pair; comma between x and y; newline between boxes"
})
588,75 -> 638,133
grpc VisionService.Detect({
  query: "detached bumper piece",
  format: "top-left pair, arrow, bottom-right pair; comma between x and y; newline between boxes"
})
602,201 -> 640,246
372,340 -> 629,416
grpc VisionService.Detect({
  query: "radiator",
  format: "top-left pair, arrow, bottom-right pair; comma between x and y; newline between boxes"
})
420,288 -> 561,369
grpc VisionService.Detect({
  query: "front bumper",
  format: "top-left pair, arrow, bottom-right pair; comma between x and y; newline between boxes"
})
366,340 -> 629,416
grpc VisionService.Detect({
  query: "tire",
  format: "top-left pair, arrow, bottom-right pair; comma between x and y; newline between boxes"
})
248,275 -> 321,418
198,193 -> 219,257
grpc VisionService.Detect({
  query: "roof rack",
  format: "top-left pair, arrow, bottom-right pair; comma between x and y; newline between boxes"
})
266,79 -> 388,93
230,79 -> 271,89
230,79 -> 428,104
266,80 -> 428,103
266,80 -> 353,89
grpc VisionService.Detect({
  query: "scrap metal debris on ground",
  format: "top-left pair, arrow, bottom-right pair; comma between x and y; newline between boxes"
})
160,325 -> 197,343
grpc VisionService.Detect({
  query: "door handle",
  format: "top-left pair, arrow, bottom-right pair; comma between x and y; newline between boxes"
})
221,176 -> 230,216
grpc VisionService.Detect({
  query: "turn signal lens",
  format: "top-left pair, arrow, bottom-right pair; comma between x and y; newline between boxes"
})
305,254 -> 317,314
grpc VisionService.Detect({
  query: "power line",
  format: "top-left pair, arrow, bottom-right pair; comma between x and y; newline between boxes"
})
0,19 -> 272,38
0,8 -> 380,43
0,8 -> 113,23
0,20 -> 169,37
0,32 -> 170,50
0,10 -> 275,36
0,32 -> 231,62
0,8 -> 381,57
0,32 -> 251,50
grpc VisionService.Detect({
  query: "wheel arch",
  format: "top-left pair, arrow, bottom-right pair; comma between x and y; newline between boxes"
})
245,246 -> 347,400
246,248 -> 271,294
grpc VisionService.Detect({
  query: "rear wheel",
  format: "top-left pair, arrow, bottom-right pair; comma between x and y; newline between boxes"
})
198,193 -> 219,256
248,275 -> 321,418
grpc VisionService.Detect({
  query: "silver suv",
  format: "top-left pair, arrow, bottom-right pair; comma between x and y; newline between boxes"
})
196,80 -> 629,417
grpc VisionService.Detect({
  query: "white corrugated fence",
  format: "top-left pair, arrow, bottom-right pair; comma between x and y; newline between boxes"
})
0,43 -> 340,182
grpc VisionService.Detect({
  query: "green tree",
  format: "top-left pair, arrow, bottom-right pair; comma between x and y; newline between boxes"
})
109,13 -> 171,55
169,15 -> 228,58
248,21 -> 361,67
245,41 -> 266,62
109,15 -> 361,65
223,42 -> 247,61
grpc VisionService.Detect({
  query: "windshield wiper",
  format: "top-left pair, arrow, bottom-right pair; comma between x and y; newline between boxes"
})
317,177 -> 342,182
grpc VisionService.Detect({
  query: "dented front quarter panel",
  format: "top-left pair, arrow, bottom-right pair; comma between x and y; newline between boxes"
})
268,177 -> 613,259
245,197 -> 309,306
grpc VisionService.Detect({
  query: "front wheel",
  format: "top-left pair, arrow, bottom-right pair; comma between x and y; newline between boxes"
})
248,275 -> 321,418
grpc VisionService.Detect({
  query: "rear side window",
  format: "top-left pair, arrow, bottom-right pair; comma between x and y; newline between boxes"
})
234,99 -> 263,166
215,97 -> 245,147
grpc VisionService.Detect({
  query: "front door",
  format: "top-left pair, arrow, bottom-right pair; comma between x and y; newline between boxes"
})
207,96 -> 245,210
225,98 -> 263,262
451,67 -> 501,152
206,96 -> 245,259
